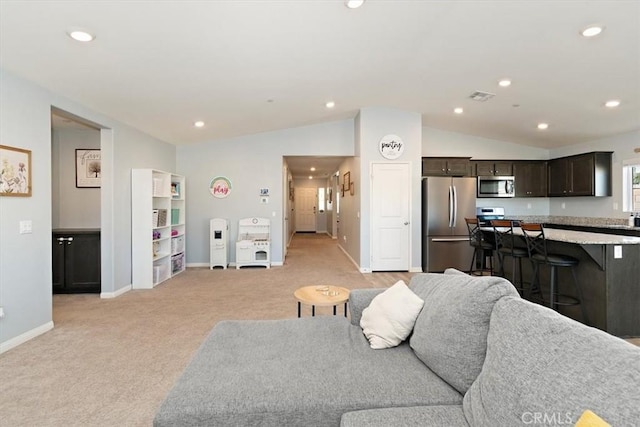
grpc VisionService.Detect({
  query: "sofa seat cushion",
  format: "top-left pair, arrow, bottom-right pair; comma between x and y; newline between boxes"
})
463,297 -> 640,426
154,317 -> 462,427
340,405 -> 469,427
408,273 -> 519,394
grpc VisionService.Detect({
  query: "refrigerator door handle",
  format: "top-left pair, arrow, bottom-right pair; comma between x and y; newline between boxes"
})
432,237 -> 471,242
452,185 -> 458,227
448,186 -> 454,227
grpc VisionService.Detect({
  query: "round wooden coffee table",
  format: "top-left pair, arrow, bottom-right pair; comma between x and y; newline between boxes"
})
294,285 -> 350,317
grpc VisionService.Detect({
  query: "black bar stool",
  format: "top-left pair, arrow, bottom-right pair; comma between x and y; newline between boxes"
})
465,217 -> 494,276
491,219 -> 528,296
520,223 -> 589,325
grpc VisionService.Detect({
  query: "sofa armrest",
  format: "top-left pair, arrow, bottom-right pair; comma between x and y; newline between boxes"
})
349,288 -> 386,326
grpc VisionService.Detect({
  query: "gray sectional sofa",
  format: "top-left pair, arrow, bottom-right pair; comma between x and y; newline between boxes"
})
154,271 -> 640,426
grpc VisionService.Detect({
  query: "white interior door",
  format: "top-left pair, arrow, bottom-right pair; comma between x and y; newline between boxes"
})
295,187 -> 317,232
371,162 -> 410,271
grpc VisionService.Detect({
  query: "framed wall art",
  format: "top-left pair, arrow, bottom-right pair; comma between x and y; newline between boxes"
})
210,176 -> 232,198
0,144 -> 32,197
76,149 -> 101,188
343,171 -> 351,191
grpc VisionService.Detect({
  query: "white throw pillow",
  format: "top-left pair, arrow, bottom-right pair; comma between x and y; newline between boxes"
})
360,280 -> 425,349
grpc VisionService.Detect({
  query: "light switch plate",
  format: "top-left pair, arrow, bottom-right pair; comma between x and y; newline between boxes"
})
19,220 -> 32,234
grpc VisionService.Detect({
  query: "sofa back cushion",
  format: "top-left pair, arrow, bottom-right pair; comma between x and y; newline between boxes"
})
463,297 -> 640,426
408,273 -> 519,394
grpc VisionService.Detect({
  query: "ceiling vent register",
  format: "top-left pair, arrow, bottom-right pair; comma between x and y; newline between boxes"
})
469,91 -> 496,102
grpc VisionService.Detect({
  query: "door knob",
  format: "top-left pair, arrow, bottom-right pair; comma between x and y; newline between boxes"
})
404,221 -> 409,225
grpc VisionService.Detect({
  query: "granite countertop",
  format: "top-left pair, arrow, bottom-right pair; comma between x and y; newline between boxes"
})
507,215 -> 640,230
484,226 -> 640,245
523,228 -> 640,245
52,228 -> 100,233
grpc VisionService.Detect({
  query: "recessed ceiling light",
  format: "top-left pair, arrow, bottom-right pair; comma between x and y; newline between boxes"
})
604,100 -> 620,108
310,167 -> 316,171
68,30 -> 95,42
325,101 -> 335,108
194,121 -> 205,128
453,107 -> 464,114
581,26 -> 604,37
308,176 -> 313,180
537,123 -> 549,130
498,79 -> 512,87
345,0 -> 365,9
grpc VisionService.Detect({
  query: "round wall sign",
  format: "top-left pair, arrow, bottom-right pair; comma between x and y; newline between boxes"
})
379,134 -> 404,160
210,176 -> 232,198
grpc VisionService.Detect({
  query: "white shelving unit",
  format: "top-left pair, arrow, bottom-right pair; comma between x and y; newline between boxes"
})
132,169 -> 186,289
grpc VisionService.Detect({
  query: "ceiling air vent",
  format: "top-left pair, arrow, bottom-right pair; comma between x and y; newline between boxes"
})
469,91 -> 495,102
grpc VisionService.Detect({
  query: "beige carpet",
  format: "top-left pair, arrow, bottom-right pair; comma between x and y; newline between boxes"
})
0,233 -> 413,427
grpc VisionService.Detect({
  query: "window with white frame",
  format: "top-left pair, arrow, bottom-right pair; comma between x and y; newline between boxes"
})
622,159 -> 640,212
318,187 -> 325,212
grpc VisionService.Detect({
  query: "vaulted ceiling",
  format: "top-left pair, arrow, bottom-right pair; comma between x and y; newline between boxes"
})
2,1 -> 638,150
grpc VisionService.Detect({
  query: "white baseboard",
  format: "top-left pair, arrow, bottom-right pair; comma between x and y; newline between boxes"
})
189,262 -> 283,268
338,244 -> 362,271
100,285 -> 131,299
410,267 -> 424,273
0,321 -> 54,354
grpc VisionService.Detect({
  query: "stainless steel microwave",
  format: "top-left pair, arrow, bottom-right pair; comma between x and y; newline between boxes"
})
477,176 -> 515,198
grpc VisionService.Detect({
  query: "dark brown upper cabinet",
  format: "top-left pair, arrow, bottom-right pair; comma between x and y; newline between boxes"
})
422,157 -> 471,176
474,161 -> 513,176
513,161 -> 547,197
547,152 -> 612,197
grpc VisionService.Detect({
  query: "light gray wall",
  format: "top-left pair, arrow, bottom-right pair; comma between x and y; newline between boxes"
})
0,69 -> 174,350
0,69 -> 55,348
336,156 -> 360,264
355,107 -> 423,272
52,128 -> 101,229
548,130 -> 640,219
422,127 -> 552,217
176,119 -> 354,265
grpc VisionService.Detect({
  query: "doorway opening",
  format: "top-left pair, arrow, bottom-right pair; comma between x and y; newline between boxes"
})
50,107 -> 107,296
283,156 -> 346,261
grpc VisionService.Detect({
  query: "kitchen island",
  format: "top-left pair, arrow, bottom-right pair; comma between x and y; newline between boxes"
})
495,227 -> 640,337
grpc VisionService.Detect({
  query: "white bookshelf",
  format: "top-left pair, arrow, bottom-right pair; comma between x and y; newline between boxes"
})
132,169 -> 186,289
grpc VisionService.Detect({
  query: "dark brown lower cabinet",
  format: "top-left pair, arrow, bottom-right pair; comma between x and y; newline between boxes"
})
52,229 -> 101,294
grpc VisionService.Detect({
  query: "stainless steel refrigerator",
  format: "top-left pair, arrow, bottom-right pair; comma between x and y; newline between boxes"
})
422,176 -> 477,272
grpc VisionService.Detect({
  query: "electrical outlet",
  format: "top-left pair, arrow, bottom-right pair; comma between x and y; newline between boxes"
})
561,202 -> 566,209
614,246 -> 622,259
527,203 -> 532,209
0,307 -> 4,318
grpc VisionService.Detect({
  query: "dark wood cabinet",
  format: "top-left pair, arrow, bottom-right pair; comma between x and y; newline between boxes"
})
547,152 -> 612,197
474,161 -> 513,176
513,161 -> 547,197
422,157 -> 471,176
52,229 -> 101,293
